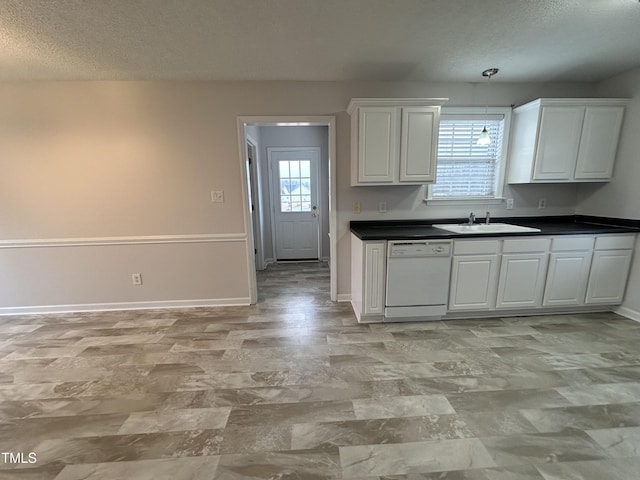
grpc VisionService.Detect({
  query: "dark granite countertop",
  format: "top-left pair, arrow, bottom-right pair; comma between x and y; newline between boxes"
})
350,215 -> 640,240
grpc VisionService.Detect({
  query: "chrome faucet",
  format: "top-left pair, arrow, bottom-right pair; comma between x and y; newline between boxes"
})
468,212 -> 476,225
485,211 -> 491,225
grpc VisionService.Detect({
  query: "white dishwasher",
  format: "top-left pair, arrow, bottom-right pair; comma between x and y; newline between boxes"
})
385,240 -> 452,320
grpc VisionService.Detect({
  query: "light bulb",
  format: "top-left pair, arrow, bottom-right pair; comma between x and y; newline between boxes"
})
477,127 -> 491,145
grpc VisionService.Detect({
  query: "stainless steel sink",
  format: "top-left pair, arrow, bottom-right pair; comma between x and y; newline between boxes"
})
433,223 -> 542,234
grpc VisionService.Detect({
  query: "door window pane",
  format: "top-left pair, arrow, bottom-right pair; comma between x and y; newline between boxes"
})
291,196 -> 302,212
280,179 -> 291,194
278,160 -> 312,212
301,195 -> 311,211
279,161 -> 289,178
290,161 -> 300,177
300,161 -> 310,177
300,178 -> 311,194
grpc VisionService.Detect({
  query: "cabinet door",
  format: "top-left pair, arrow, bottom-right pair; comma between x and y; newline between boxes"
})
449,255 -> 499,311
358,107 -> 398,183
399,106 -> 439,183
363,242 -> 386,315
574,106 -> 624,180
533,106 -> 584,181
543,251 -> 592,306
496,253 -> 549,309
585,249 -> 632,304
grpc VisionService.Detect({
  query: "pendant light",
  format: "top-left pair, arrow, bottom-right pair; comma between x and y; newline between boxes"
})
477,68 -> 499,145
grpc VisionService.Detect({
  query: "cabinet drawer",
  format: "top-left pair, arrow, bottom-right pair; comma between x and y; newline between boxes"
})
551,236 -> 594,252
503,237 -> 550,253
594,235 -> 636,250
454,240 -> 500,255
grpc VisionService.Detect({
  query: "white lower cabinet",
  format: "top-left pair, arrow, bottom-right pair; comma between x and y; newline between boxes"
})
543,252 -> 593,306
496,253 -> 549,309
543,236 -> 594,307
496,238 -> 550,309
350,234 -> 386,322
585,235 -> 635,305
363,242 -> 387,315
449,240 -> 500,311
352,231 -> 635,323
446,234 -> 635,315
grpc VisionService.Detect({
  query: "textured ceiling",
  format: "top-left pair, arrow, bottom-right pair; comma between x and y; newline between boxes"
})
1,0 -> 639,82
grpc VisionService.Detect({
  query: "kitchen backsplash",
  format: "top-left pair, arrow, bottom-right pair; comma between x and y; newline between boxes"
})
343,183 -> 579,221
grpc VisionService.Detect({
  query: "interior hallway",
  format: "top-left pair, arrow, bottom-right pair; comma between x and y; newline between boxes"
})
1,263 -> 640,478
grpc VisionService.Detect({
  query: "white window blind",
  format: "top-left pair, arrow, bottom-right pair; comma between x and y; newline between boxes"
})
432,114 -> 505,198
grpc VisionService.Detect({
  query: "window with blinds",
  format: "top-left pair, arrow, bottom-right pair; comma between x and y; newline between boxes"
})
431,113 -> 506,199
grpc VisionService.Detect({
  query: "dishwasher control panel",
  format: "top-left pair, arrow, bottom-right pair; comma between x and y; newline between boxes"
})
388,241 -> 451,257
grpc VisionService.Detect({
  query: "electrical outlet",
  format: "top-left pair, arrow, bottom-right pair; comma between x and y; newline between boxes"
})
211,190 -> 224,203
352,201 -> 361,214
538,198 -> 547,209
131,273 -> 143,286
379,202 -> 387,213
505,198 -> 514,210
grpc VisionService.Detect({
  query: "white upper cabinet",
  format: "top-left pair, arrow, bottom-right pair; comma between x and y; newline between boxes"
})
400,107 -> 439,183
533,106 -> 584,181
508,99 -> 627,184
348,98 -> 446,186
575,107 -> 625,179
357,107 -> 398,183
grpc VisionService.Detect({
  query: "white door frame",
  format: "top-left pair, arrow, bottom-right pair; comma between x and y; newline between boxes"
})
268,146 -> 321,262
236,116 -> 337,303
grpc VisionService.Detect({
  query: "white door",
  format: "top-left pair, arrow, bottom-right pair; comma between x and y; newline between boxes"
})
585,249 -> 633,304
496,253 -> 549,309
543,251 -> 592,306
574,106 -> 624,180
363,242 -> 386,315
448,255 -> 500,311
246,141 -> 261,267
358,107 -> 398,183
269,148 -> 320,260
533,106 -> 584,181
400,106 -> 439,183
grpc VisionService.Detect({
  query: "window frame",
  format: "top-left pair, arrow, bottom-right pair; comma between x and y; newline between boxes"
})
426,106 -> 512,205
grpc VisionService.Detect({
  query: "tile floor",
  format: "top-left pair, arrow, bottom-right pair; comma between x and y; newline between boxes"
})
1,262 -> 640,478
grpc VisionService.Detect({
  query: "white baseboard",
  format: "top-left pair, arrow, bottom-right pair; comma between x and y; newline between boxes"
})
263,258 -> 275,268
0,298 -> 252,316
615,305 -> 640,323
337,294 -> 352,302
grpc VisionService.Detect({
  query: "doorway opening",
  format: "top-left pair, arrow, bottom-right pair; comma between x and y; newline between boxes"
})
237,117 -> 337,304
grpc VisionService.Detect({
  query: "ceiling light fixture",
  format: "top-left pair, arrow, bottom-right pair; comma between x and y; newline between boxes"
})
477,67 -> 499,146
